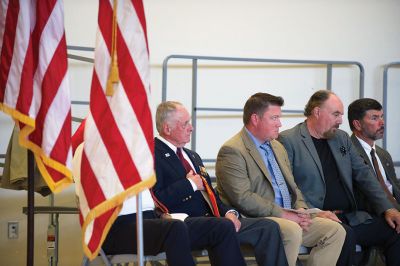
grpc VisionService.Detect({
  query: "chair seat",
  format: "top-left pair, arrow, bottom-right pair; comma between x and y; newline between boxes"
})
84,244 -> 363,265
82,250 -> 167,266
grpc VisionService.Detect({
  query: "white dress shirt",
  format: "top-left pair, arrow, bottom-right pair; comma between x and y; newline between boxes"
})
356,136 -> 393,194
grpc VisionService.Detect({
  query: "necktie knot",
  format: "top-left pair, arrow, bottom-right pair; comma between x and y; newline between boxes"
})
260,142 -> 272,154
370,148 -> 376,157
176,147 -> 183,157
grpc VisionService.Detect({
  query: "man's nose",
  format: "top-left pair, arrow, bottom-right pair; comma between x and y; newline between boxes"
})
338,115 -> 343,124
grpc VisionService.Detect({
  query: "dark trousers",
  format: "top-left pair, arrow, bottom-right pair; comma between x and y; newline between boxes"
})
336,221 -> 356,266
337,215 -> 400,266
237,217 -> 288,266
102,211 -> 246,266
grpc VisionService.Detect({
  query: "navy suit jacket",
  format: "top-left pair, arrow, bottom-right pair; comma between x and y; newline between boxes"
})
351,134 -> 400,210
153,137 -> 231,217
279,122 -> 394,226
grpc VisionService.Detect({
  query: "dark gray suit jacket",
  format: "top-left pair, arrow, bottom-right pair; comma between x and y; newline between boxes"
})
350,134 -> 400,210
279,122 -> 394,226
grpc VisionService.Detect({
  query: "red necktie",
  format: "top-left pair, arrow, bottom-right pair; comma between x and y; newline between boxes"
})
176,148 -> 220,217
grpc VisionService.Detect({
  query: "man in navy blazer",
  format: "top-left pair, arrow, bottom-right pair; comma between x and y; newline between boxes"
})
72,136 -> 246,266
153,101 -> 288,266
279,90 -> 400,266
348,98 -> 400,211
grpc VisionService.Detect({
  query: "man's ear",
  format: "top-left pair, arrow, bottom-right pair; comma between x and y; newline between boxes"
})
352,120 -> 362,131
250,113 -> 259,126
312,107 -> 320,118
162,123 -> 171,136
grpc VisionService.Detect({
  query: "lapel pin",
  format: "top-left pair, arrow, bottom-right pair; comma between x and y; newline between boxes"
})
165,153 -> 170,157
340,146 -> 346,156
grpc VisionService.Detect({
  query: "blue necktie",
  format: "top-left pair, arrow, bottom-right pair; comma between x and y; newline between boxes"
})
260,142 -> 292,209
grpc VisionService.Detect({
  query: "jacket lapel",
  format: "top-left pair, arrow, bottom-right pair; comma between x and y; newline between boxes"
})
183,148 -> 217,211
299,123 -> 325,182
351,134 -> 373,169
240,128 -> 273,184
155,138 -> 186,177
183,148 -> 201,173
375,147 -> 393,179
270,140 -> 295,198
327,137 -> 353,192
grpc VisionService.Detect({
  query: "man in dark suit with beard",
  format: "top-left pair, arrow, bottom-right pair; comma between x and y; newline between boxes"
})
279,90 -> 400,266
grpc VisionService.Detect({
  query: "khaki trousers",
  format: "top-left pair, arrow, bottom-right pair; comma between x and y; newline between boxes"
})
267,217 -> 345,266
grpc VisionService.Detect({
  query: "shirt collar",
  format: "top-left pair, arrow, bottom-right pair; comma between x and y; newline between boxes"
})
244,127 -> 268,147
356,135 -> 376,153
157,135 -> 179,153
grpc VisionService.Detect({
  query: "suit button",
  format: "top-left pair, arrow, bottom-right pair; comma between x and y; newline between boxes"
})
189,195 -> 192,199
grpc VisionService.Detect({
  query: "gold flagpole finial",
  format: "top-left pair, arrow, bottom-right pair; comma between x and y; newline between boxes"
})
106,0 -> 119,96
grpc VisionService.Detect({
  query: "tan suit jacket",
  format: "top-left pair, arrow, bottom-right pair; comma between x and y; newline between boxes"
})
216,127 -> 308,218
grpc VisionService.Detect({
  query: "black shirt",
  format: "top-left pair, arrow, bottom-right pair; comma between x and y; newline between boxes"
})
312,137 -> 352,211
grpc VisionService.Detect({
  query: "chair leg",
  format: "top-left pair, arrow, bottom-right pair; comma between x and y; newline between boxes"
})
99,249 -> 112,266
81,256 -> 89,266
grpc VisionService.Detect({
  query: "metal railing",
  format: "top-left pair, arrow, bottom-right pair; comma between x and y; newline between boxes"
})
162,55 -> 365,158
382,62 -> 400,167
67,45 -> 94,63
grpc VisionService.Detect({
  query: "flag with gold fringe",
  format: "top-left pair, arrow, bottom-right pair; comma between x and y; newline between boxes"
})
0,0 -> 73,193
75,0 -> 155,259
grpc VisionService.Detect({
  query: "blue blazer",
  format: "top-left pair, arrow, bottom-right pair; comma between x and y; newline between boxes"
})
153,137 -> 231,217
279,122 -> 394,226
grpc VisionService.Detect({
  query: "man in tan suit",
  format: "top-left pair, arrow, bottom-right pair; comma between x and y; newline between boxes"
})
215,92 -> 346,266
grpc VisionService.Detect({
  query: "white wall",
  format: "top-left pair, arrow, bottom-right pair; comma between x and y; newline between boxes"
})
0,0 -> 399,265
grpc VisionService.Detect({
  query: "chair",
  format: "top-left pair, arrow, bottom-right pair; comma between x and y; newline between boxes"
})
83,245 -> 259,266
82,249 -> 167,266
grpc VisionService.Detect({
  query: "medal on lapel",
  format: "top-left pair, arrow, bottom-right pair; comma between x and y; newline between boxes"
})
200,166 -> 208,176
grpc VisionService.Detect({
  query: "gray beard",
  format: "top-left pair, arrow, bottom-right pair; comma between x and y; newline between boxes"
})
362,126 -> 384,141
366,132 -> 382,141
323,129 -> 337,139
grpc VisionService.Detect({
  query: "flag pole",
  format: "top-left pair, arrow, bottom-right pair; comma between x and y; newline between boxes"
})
136,193 -> 144,266
27,150 -> 35,266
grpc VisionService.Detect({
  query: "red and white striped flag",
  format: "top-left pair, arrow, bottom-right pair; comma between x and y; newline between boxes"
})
76,0 -> 155,259
0,0 -> 72,192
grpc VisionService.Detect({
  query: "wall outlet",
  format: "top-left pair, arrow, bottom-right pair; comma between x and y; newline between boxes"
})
8,221 -> 18,239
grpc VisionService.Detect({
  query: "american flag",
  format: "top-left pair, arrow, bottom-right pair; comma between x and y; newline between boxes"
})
76,0 -> 155,259
0,0 -> 73,192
